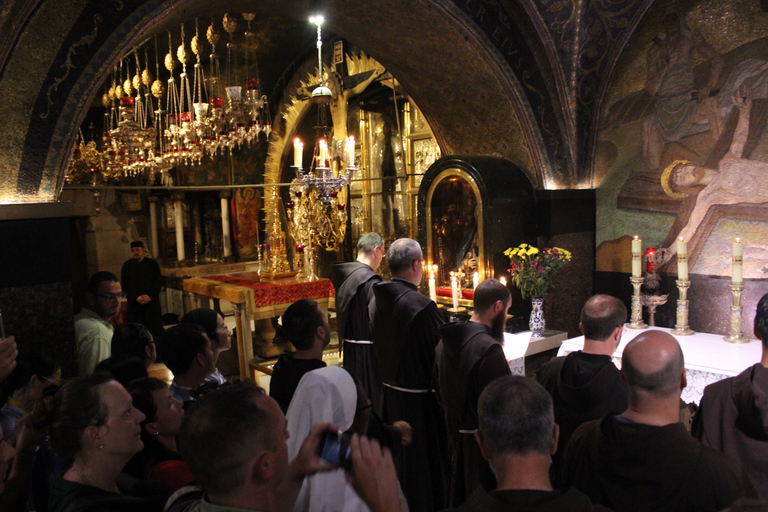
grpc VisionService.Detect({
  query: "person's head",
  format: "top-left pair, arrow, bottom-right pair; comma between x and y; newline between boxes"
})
0,348 -> 60,407
754,292 -> 768,350
179,381 -> 288,499
580,294 -> 627,342
182,308 -> 232,354
85,271 -> 123,320
112,322 -> 155,366
387,238 -> 423,284
33,373 -> 145,462
94,355 -> 149,388
621,330 -> 685,401
0,424 -> 16,495
472,279 -> 512,341
281,299 -> 329,351
130,241 -> 145,262
128,378 -> 184,441
476,376 -> 557,459
158,323 -> 215,379
357,232 -> 385,270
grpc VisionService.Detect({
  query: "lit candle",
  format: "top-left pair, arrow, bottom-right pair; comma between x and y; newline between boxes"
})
293,138 -> 303,167
473,271 -> 479,290
500,276 -> 507,286
646,247 -> 656,274
429,273 -> 437,302
733,237 -> 743,284
677,237 -> 688,281
631,235 -> 642,277
318,140 -> 328,167
347,137 -> 355,167
451,274 -> 459,310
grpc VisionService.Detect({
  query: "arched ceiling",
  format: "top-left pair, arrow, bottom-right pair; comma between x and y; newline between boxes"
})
0,0 -> 653,202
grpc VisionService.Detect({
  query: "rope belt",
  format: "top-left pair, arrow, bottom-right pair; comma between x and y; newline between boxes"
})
459,429 -> 476,435
344,339 -> 373,345
382,382 -> 432,393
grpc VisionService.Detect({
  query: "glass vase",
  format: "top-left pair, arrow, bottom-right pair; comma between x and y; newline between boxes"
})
529,297 -> 545,338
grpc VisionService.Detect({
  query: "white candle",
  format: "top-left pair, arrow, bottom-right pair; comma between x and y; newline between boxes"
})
319,140 -> 328,167
473,272 -> 479,290
293,138 -> 303,168
451,274 -> 459,310
631,235 -> 642,277
429,273 -> 437,302
347,137 -> 355,167
677,237 -> 688,281
733,237 -> 743,284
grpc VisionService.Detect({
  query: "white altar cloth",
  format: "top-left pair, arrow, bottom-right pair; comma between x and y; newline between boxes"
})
558,326 -> 763,405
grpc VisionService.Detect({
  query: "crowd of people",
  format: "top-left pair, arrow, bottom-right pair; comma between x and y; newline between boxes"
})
0,235 -> 765,512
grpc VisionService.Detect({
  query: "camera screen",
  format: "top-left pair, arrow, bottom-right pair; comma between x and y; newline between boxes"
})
318,431 -> 352,471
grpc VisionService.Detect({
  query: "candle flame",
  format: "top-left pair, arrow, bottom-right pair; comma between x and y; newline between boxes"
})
634,235 -> 639,240
679,236 -> 684,242
736,237 -> 741,243
500,277 -> 507,286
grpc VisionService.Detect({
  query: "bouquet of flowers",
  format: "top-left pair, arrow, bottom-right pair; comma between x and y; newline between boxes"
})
504,243 -> 572,299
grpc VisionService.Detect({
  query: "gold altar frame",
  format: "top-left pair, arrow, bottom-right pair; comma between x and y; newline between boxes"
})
424,168 -> 485,282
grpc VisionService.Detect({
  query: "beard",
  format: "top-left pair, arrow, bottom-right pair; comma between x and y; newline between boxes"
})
490,309 -> 507,342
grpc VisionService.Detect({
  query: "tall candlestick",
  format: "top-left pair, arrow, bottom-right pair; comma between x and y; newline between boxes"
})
429,273 -> 437,302
677,237 -> 688,280
473,271 -> 480,291
318,140 -> 328,167
451,274 -> 459,310
732,237 -> 743,284
631,235 -> 642,277
293,138 -> 303,167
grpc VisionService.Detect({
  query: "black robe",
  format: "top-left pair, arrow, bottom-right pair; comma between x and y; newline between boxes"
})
268,354 -> 327,413
536,351 -> 627,481
372,277 -> 449,512
692,363 -> 768,500
559,414 -> 756,512
442,486 -> 613,512
121,257 -> 164,338
435,321 -> 511,507
331,261 -> 382,410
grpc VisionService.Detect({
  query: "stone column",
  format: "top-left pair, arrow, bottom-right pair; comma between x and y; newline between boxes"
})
173,193 -> 186,263
221,191 -> 232,259
148,196 -> 160,257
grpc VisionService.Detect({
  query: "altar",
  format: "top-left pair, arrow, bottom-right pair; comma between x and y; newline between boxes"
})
183,272 -> 335,379
558,326 -> 762,404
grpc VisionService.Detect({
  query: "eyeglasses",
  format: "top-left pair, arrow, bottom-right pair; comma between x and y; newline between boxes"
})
94,292 -> 126,301
215,326 -> 231,335
40,375 -> 59,386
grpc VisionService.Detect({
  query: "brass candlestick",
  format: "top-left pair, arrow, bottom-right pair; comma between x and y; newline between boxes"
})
724,282 -> 748,344
627,276 -> 647,329
671,279 -> 694,335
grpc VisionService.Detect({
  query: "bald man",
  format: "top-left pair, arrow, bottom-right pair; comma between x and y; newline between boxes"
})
559,330 -> 755,512
537,295 -> 628,479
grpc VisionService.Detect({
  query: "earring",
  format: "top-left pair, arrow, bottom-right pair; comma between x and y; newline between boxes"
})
153,431 -> 160,436
99,444 -> 105,450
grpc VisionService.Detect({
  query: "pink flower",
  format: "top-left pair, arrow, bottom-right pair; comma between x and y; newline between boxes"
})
511,264 -> 517,270
538,266 -> 544,271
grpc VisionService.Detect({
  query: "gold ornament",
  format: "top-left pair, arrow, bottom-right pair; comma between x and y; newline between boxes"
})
191,35 -> 201,56
115,84 -> 124,98
660,159 -> 691,199
223,13 -> 237,34
151,79 -> 165,99
132,73 -> 141,91
165,51 -> 175,72
206,24 -> 220,46
142,69 -> 152,86
243,13 -> 256,21
102,93 -> 110,108
177,44 -> 187,65
108,85 -> 116,100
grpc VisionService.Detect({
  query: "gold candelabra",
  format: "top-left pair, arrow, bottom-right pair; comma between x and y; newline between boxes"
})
627,276 -> 647,329
261,187 -> 295,279
672,279 -> 694,336
724,282 -> 748,343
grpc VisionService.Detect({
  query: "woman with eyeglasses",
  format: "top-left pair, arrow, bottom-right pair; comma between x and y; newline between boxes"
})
181,308 -> 233,386
31,373 -> 166,512
0,348 -> 60,443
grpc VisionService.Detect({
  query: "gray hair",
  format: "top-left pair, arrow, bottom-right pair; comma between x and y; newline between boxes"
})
478,376 -> 554,456
387,238 -> 422,275
357,232 -> 384,255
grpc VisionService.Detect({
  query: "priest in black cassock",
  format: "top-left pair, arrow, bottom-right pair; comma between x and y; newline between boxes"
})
371,237 -> 449,512
435,278 -> 512,507
331,232 -> 385,410
121,241 -> 164,339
